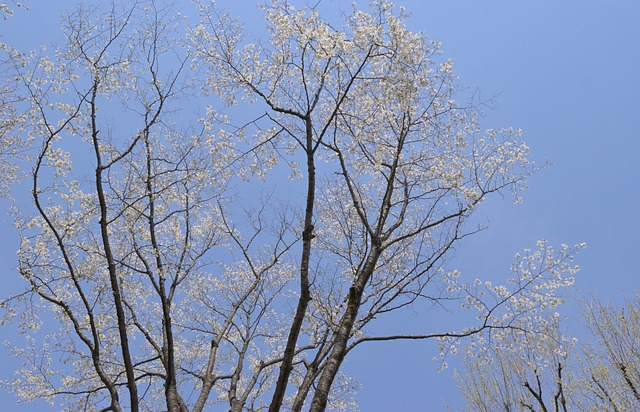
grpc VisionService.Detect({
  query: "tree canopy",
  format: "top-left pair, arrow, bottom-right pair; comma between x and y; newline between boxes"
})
0,1 -> 583,411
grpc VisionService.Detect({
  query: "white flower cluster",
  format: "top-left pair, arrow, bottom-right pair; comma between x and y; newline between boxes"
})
440,240 -> 584,366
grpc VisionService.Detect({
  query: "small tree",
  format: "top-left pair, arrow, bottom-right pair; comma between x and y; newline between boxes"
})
457,295 -> 640,412
458,313 -> 575,412
2,1 -> 581,411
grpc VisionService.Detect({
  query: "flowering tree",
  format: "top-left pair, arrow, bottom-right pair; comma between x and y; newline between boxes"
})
457,295 -> 640,412
1,1 -> 581,411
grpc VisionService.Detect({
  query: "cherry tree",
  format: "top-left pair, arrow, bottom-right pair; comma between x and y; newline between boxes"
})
1,1 -> 582,411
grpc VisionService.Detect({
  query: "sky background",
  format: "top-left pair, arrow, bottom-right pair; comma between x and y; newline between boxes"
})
1,0 -> 639,410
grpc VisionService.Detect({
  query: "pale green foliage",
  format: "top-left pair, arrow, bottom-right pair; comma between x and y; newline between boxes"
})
457,295 -> 640,412
578,295 -> 640,411
458,315 -> 576,411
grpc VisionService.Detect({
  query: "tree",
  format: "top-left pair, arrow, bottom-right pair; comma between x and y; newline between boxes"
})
1,1 -> 581,411
579,295 -> 640,411
457,294 -> 640,412
457,313 -> 575,412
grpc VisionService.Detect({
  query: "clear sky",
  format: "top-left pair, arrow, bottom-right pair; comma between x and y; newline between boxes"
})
1,0 -> 639,410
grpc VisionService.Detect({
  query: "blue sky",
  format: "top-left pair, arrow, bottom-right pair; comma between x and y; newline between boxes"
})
1,0 -> 639,410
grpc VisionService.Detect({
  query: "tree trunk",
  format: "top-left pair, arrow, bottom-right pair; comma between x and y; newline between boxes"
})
309,250 -> 380,412
269,116 -> 316,411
